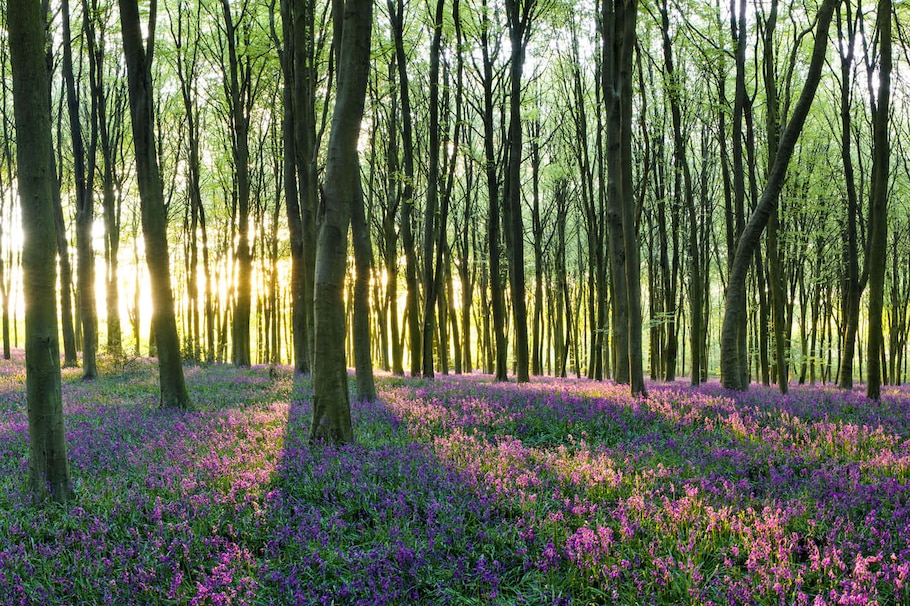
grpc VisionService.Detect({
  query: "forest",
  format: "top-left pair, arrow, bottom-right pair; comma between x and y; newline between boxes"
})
2,0 -> 910,601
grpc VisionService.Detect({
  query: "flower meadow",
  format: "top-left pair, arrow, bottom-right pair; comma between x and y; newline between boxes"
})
1,354 -> 910,604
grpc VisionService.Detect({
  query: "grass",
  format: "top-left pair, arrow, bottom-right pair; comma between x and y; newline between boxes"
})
1,352 -> 910,604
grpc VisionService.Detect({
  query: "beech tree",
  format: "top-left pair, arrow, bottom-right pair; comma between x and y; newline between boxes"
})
9,0 -> 73,503
310,0 -> 371,442
720,0 -> 838,390
865,0 -> 891,400
602,0 -> 646,396
119,0 -> 191,409
61,0 -> 99,380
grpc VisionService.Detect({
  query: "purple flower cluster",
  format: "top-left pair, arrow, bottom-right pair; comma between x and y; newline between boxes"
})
2,351 -> 910,604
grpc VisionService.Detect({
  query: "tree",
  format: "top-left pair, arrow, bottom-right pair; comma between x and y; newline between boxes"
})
351,168 -> 377,400
86,0 -> 127,359
503,0 -> 539,384
835,0 -> 865,390
310,0 -> 372,442
719,0 -> 838,390
9,0 -> 73,503
866,0 -> 890,400
61,0 -> 99,380
420,0 -> 446,378
602,0 -> 646,396
119,0 -> 191,409
475,0 -> 509,381
215,0 -> 262,368
388,0 -> 421,377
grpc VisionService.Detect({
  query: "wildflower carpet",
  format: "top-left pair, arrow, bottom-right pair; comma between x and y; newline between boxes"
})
0,353 -> 908,604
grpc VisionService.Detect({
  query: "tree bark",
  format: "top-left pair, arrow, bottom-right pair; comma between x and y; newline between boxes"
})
310,0 -> 371,443
420,0 -> 446,378
119,0 -> 191,409
603,0 -> 646,396
61,0 -> 98,380
659,0 -> 700,385
51,155 -> 78,369
9,0 -> 73,503
351,168 -> 377,401
388,0 -> 421,376
86,0 -> 125,359
761,0 -> 789,394
866,0 -> 890,400
220,0 -> 253,368
504,0 -> 533,383
720,0 -> 837,390
479,0 -> 508,381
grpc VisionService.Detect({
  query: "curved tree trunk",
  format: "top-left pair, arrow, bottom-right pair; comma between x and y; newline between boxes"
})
720,0 -> 837,390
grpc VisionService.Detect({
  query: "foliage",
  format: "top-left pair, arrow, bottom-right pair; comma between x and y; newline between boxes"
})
2,356 -> 910,603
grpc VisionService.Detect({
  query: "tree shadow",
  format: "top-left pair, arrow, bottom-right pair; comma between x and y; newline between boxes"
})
258,377 -> 556,605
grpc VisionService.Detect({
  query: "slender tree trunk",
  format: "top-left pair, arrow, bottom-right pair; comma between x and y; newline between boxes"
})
61,0 -> 98,379
479,0 -> 508,381
220,0 -> 253,368
659,0 -> 700,384
720,0 -> 837,389
420,0 -> 446,378
351,166 -> 376,401
866,0 -> 890,400
293,0 -> 321,374
388,0 -> 420,376
86,0 -> 125,359
603,0 -> 645,395
51,152 -> 78,368
311,0 -> 371,442
9,0 -> 73,503
280,0 -> 308,375
503,0 -> 533,383
837,1 -> 865,389
761,0 -> 789,394
602,5 -> 629,386
119,0 -> 191,408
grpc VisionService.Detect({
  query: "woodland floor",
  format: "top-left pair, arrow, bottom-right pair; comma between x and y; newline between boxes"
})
1,353 -> 909,605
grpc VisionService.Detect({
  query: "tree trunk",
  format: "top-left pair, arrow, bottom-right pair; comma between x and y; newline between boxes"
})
479,0 -> 508,381
51,153 -> 78,368
761,0 -> 788,394
602,4 -> 629,386
9,0 -> 73,503
220,0 -> 253,368
388,0 -> 421,376
419,0 -> 446,378
659,0 -> 700,385
351,167 -> 376,401
61,0 -> 98,379
119,0 -> 191,409
866,0 -> 890,400
720,0 -> 837,390
603,0 -> 645,395
503,0 -> 532,383
280,0 -> 308,375
311,0 -> 371,442
85,0 -> 125,359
